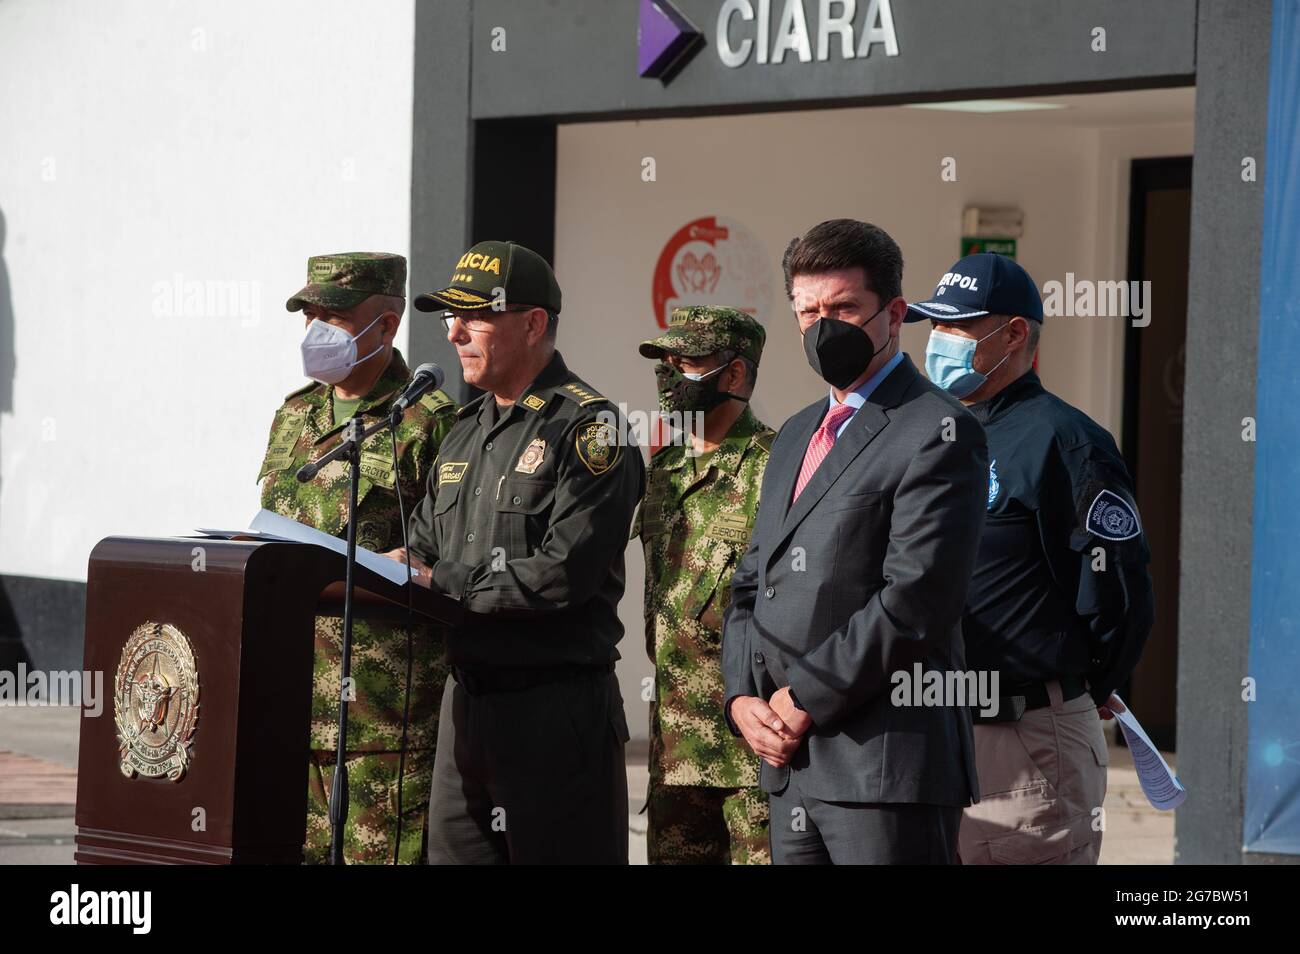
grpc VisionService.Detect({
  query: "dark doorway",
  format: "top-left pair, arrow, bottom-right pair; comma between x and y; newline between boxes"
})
1122,156 -> 1191,751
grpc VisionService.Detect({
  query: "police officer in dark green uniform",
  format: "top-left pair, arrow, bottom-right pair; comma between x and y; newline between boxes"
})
389,240 -> 644,864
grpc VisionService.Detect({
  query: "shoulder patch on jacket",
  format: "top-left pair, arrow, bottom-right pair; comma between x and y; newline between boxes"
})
575,420 -> 621,475
1084,489 -> 1142,541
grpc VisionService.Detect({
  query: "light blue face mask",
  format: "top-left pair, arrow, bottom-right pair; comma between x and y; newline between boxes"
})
924,323 -> 1011,399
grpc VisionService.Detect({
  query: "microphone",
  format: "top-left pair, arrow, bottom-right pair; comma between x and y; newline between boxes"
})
295,363 -> 446,484
389,363 -> 445,420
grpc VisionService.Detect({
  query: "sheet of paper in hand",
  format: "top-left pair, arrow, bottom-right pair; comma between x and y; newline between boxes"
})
1112,694 -> 1187,811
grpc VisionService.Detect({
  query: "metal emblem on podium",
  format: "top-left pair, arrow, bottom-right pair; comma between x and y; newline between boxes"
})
114,622 -> 201,781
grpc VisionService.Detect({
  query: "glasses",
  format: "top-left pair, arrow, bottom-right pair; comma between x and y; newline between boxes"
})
440,308 -> 532,334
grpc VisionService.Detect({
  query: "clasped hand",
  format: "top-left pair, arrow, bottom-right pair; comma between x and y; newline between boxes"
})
729,687 -> 812,768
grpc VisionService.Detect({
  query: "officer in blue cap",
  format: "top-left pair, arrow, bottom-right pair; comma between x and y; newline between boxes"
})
908,252 -> 1154,864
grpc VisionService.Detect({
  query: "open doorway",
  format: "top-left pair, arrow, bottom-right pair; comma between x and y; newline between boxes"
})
1123,156 -> 1192,751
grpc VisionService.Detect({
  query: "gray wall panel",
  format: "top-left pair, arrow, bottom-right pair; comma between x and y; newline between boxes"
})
410,0 -> 477,402
1176,0 -> 1272,865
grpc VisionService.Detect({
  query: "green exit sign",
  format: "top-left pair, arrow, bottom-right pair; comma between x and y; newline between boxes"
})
961,237 -> 1017,259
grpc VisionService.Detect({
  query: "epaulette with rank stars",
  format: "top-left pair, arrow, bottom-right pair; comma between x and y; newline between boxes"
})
419,391 -> 456,415
557,381 -> 610,408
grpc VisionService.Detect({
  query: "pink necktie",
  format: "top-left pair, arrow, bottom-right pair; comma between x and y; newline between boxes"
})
793,402 -> 857,502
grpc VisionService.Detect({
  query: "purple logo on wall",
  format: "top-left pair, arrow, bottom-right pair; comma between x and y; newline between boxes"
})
637,0 -> 703,81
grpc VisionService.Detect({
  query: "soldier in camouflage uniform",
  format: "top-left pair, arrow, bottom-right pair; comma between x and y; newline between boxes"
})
635,306 -> 774,864
258,252 -> 458,864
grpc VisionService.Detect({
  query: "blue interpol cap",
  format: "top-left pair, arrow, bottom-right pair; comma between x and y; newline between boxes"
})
905,252 -> 1043,324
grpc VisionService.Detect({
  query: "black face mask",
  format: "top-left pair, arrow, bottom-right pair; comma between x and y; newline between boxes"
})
803,307 -> 889,389
654,361 -> 748,414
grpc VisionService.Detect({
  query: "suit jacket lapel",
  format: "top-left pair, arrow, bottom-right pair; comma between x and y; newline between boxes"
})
776,405 -> 889,545
772,355 -> 923,551
771,400 -> 826,524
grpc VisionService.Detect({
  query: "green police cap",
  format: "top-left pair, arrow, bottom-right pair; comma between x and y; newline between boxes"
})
639,306 -> 766,366
285,252 -> 407,312
414,240 -> 562,314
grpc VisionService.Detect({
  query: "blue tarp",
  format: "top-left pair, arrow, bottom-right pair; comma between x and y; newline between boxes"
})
1244,0 -> 1300,855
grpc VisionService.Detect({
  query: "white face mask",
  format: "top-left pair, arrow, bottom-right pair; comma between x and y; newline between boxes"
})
300,313 -> 384,385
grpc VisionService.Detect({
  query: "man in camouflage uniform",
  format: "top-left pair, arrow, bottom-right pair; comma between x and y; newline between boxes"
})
258,252 -> 458,864
635,306 -> 774,864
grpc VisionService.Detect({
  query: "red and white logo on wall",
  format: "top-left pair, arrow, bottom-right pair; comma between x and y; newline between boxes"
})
651,215 -> 773,328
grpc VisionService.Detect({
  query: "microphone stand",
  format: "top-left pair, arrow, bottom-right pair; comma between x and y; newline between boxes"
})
295,408 -> 406,865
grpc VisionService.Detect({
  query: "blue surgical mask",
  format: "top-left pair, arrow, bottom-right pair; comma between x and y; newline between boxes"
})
682,365 -> 723,384
924,323 -> 1011,399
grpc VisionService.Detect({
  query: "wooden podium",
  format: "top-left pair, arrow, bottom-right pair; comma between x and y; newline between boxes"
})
74,536 -> 463,865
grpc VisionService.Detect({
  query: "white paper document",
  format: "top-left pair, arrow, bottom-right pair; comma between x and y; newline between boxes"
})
193,527 -> 290,541
194,509 -> 411,587
1111,693 -> 1186,811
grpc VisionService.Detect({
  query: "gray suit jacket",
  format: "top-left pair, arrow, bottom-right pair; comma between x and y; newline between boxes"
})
722,354 -> 987,806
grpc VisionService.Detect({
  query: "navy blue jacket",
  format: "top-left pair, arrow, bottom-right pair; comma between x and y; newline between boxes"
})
965,369 -> 1154,705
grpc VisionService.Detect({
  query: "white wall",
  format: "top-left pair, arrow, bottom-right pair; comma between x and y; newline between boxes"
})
0,0 -> 415,582
554,102 -> 1193,738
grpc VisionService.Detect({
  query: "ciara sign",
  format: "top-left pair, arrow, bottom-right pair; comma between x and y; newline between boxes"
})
717,0 -> 900,68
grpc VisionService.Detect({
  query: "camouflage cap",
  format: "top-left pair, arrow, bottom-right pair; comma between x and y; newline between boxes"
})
414,240 -> 562,314
285,252 -> 407,312
638,306 -> 766,366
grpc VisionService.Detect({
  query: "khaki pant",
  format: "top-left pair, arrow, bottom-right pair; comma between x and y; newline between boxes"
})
959,681 -> 1109,865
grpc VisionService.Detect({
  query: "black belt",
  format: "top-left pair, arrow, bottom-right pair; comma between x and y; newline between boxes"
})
972,675 -> 1089,724
452,663 -> 613,695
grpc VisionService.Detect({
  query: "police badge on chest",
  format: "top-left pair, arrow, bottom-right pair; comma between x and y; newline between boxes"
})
515,438 -> 546,474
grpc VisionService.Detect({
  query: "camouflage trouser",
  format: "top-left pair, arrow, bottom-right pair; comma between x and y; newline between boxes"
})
305,748 -> 434,865
646,780 -> 770,865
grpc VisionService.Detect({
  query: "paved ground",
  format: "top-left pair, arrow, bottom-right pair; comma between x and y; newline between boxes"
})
0,706 -> 79,864
0,707 -> 1170,865
1098,736 -> 1177,865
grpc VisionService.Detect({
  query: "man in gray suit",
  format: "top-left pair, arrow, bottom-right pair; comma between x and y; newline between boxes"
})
722,219 -> 989,864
